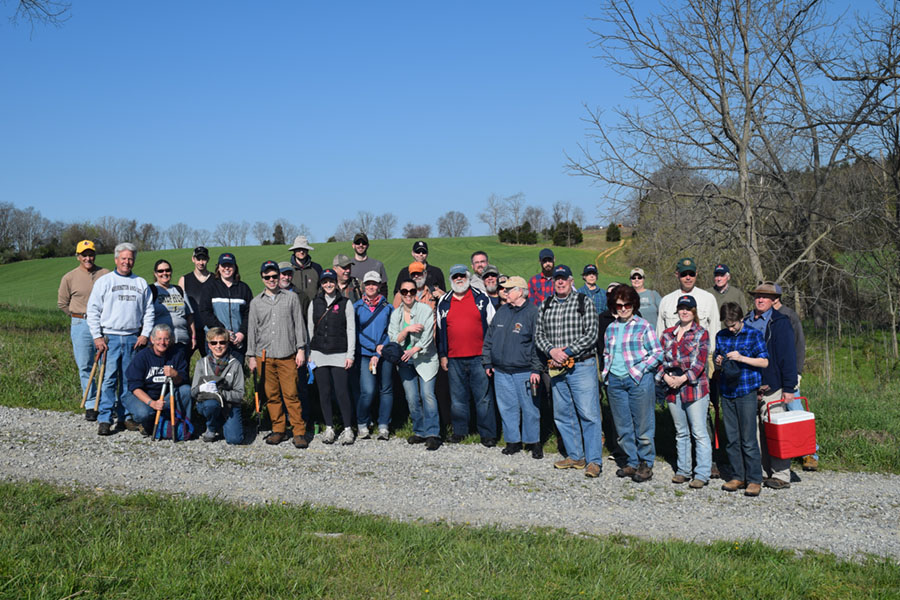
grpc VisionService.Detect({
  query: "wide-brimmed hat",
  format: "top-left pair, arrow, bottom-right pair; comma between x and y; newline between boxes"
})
750,282 -> 780,297
289,236 -> 314,252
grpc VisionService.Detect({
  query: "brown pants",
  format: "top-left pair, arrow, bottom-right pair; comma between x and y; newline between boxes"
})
263,356 -> 306,436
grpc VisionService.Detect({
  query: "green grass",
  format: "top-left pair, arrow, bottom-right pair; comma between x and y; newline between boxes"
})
0,234 -> 625,310
1,481 -> 897,600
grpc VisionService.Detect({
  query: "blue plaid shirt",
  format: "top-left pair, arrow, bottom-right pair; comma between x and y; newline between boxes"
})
714,326 -> 768,399
577,284 -> 607,314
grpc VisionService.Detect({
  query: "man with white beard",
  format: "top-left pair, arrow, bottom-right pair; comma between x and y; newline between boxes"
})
436,264 -> 496,444
393,261 -> 437,310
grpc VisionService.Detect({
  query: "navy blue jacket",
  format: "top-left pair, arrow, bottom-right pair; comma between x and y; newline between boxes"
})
482,301 -> 542,374
435,287 -> 495,358
747,308 -> 798,394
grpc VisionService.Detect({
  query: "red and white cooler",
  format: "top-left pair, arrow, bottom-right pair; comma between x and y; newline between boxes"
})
762,397 -> 816,460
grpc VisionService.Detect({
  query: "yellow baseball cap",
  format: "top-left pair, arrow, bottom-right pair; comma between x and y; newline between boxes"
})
76,240 -> 96,254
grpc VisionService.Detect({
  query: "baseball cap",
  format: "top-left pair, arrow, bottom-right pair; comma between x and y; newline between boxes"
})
218,253 -> 236,266
676,257 -> 697,274
676,295 -> 697,310
76,240 -> 96,254
260,260 -> 279,274
449,264 -> 468,277
408,262 -> 425,274
539,248 -> 554,262
353,233 -> 369,245
333,254 -> 353,268
363,270 -> 382,284
502,276 -> 528,289
630,267 -> 645,278
583,264 -> 598,276
713,263 -> 730,275
193,246 -> 209,259
483,263 -> 499,277
277,261 -> 294,274
553,265 -> 572,279
320,268 -> 338,281
412,241 -> 428,253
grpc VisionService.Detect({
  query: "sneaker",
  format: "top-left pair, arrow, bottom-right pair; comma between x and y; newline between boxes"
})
554,457 -> 587,469
744,483 -> 762,496
501,442 -> 522,455
293,435 -> 309,449
448,434 -> 466,444
584,462 -> 601,478
671,474 -> 689,484
84,409 -> 98,422
632,461 -> 653,483
407,435 -> 426,445
530,443 -> 543,460
764,477 -> 790,490
123,418 -> 140,432
616,465 -> 637,478
265,431 -> 286,445
97,422 -> 112,436
321,427 -> 336,444
425,436 -> 441,451
338,428 -> 355,445
201,430 -> 217,443
802,456 -> 819,471
689,479 -> 707,489
377,427 -> 389,441
358,425 -> 370,440
480,437 -> 497,448
721,479 -> 746,492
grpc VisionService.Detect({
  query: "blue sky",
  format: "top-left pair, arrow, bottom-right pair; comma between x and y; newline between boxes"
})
1,1 -> 622,241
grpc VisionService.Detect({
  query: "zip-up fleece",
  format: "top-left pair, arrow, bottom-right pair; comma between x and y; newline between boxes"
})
191,353 -> 245,405
482,301 -> 542,374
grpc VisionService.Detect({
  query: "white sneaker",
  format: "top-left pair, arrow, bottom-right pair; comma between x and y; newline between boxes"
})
321,426 -> 336,444
338,427 -> 355,445
377,426 -> 389,441
358,424 -> 370,439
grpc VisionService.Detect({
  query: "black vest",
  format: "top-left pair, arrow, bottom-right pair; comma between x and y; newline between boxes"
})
310,294 -> 348,354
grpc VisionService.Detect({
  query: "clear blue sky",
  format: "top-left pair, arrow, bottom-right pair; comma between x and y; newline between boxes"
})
1,1 -> 623,241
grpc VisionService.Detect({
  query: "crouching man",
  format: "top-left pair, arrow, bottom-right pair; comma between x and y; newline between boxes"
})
193,326 -> 245,444
123,324 -> 192,436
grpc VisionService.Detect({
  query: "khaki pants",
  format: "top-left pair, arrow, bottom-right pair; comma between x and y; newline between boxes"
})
263,356 -> 305,436
757,388 -> 791,483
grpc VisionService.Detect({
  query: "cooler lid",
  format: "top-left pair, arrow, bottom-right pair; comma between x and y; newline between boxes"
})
767,409 -> 815,424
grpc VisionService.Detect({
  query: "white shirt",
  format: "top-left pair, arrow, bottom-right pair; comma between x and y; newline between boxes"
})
657,286 -> 720,354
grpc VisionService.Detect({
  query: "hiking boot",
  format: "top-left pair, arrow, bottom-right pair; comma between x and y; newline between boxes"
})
616,465 -> 637,478
321,427 -> 336,444
123,418 -> 140,432
377,426 -> 389,441
764,477 -> 790,490
98,422 -> 114,436
671,474 -> 689,484
744,483 -> 762,497
84,409 -> 98,422
502,442 -> 522,455
448,434 -> 466,444
425,436 -> 441,451
338,428 -> 355,445
584,462 -> 601,478
480,437 -> 497,448
529,443 -> 544,460
721,479 -> 746,492
802,456 -> 819,471
632,462 -> 653,483
138,423 -> 151,437
554,457 -> 586,469
201,430 -> 217,443
710,464 -> 721,479
293,435 -> 309,449
689,479 -> 707,489
266,431 -> 286,445
407,435 -> 426,445
358,425 -> 371,440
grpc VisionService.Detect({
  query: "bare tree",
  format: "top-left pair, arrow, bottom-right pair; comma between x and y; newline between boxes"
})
9,206 -> 48,253
0,202 -> 15,249
551,201 -> 571,226
372,213 -> 398,239
403,223 -> 431,238
213,221 -> 242,247
135,223 -> 161,251
191,228 -> 211,248
354,211 -> 375,236
522,205 -> 547,234
252,221 -> 270,245
437,211 -> 469,237
332,219 -> 356,242
167,223 -> 193,249
503,193 -> 526,228
573,207 -> 586,230
478,194 -> 506,234
10,0 -> 70,29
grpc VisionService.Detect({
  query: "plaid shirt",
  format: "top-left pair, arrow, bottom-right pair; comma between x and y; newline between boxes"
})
529,273 -> 555,306
535,292 -> 599,360
714,326 -> 768,399
656,322 -> 710,404
602,316 -> 662,382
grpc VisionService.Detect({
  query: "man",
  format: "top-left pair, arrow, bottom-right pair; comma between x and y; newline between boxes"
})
631,268 -> 661,331
528,248 -> 555,306
535,265 -> 603,478
657,258 -> 720,347
708,263 -> 748,313
247,260 -> 309,448
349,233 -> 388,297
436,264 -> 497,445
468,250 -> 489,293
577,264 -> 606,314
58,240 -> 109,421
393,261 -> 437,310
333,254 -> 362,303
393,240 -> 446,296
87,242 -> 155,435
122,324 -> 191,437
745,282 -> 798,490
288,236 -> 321,309
178,246 -> 213,357
482,264 -> 501,308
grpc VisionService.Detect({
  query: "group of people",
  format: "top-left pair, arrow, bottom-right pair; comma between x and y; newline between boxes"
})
59,236 -> 811,495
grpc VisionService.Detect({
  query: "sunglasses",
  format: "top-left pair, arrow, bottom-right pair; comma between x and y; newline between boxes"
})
413,250 -> 427,255
364,281 -> 379,286
679,271 -> 696,278
262,274 -> 279,281
615,303 -> 633,310
451,274 -> 466,280
630,274 -> 643,280
156,268 -> 172,274
399,289 -> 416,296
208,340 -> 228,346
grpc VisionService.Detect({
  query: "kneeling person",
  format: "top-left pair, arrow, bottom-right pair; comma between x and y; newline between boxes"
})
123,324 -> 192,437
193,327 -> 245,444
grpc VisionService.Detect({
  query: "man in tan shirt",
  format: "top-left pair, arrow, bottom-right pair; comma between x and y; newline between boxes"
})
57,240 -> 109,421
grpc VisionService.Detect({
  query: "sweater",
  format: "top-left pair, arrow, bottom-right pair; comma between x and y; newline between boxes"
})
125,346 -> 189,398
482,301 -> 542,374
58,264 -> 110,316
86,270 -> 154,338
191,353 -> 245,405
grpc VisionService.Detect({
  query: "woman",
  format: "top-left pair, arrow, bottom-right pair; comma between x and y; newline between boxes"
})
355,271 -> 394,440
714,302 -> 769,497
657,295 -> 712,488
151,259 -> 196,365
308,269 -> 356,445
199,253 -> 253,365
602,284 -> 662,483
192,327 -> 245,444
388,277 -> 440,450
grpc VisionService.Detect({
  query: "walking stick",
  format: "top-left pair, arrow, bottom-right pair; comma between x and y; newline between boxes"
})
93,347 -> 107,412
254,349 -> 266,414
153,378 -> 168,441
80,351 -> 101,409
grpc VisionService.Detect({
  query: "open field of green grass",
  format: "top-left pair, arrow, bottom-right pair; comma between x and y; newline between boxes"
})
2,481 -> 897,600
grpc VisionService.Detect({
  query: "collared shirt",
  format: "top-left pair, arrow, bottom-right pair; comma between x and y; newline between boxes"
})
528,273 -> 554,306
577,284 -> 607,314
535,292 -> 599,361
247,288 -> 308,360
602,316 -> 662,383
714,326 -> 768,399
745,307 -> 773,334
656,322 -> 710,404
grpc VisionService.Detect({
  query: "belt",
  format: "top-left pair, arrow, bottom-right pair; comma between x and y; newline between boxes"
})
573,354 -> 594,363
71,313 -> 86,319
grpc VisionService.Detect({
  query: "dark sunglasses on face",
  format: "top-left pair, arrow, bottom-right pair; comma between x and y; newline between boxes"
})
451,274 -> 466,280
262,274 -> 279,281
615,302 -> 632,310
679,271 -> 696,278
413,250 -> 427,255
156,269 -> 172,274
399,289 -> 416,296
208,340 -> 228,346
630,274 -> 643,280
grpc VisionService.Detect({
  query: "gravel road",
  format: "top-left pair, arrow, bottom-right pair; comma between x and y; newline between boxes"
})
1,406 -> 898,562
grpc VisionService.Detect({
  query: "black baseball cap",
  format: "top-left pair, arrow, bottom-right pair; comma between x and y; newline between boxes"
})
582,264 -> 598,276
260,260 -> 279,274
217,253 -> 236,266
193,246 -> 209,259
413,241 -> 428,253
353,233 -> 369,245
553,265 -> 572,279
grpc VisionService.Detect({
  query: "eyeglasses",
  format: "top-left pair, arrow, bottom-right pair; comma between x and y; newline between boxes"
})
679,271 -> 696,278
262,274 -> 279,281
451,274 -> 466,280
399,289 -> 416,296
615,303 -> 633,310
208,340 -> 228,346
630,274 -> 643,280
156,269 -> 172,274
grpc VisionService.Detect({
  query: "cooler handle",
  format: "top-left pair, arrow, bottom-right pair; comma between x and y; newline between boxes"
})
765,396 -> 809,420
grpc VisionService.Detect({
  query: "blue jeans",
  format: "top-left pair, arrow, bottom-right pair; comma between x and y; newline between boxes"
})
70,318 -> 99,403
552,358 -> 603,464
494,370 -> 540,444
786,397 -> 819,460
607,371 -> 656,467
447,356 -> 496,439
722,391 -> 762,484
399,364 -> 439,437
196,399 -> 244,444
357,356 -> 394,427
98,334 -> 137,424
668,393 -> 712,481
122,383 -> 192,430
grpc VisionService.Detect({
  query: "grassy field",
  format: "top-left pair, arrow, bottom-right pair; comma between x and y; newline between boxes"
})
0,233 -> 628,310
1,481 -> 897,600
